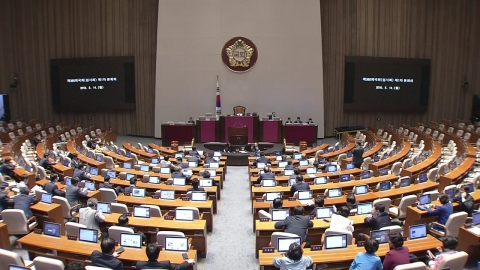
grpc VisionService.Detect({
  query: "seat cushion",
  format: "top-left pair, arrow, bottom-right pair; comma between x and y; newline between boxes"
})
389,207 -> 398,216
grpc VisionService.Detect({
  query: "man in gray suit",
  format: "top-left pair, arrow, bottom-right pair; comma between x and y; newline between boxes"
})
79,198 -> 105,231
256,166 -> 275,185
14,187 -> 39,219
204,153 -> 217,164
66,177 -> 88,208
44,174 -> 65,197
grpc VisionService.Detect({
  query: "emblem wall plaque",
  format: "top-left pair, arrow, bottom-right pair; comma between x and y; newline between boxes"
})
221,37 -> 258,73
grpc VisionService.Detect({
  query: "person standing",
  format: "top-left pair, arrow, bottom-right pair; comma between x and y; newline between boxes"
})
352,141 -> 365,169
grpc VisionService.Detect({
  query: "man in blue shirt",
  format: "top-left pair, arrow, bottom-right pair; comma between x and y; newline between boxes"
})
427,194 -> 453,231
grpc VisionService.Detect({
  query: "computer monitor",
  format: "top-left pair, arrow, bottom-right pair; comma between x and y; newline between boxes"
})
199,179 -> 213,187
379,181 -> 391,191
357,203 -> 373,215
444,188 -> 455,199
160,167 -> 170,174
78,228 -> 98,243
87,152 -> 93,158
95,155 -> 102,162
149,176 -> 160,184
41,193 -> 52,204
346,163 -> 354,170
9,266 -> 30,270
472,212 -> 480,226
273,150 -> 282,156
175,153 -> 184,159
370,229 -> 390,244
175,209 -> 194,221
265,192 -> 281,201
419,194 -> 431,205
140,165 -> 149,172
277,237 -> 301,253
409,224 -> 427,240
347,152 -> 353,158
262,179 -> 276,187
160,190 -> 175,200
213,151 -> 221,157
293,153 -> 302,160
164,236 -> 189,252
335,145 -> 340,151
43,222 -> 61,237
400,177 -> 411,187
188,161 -> 197,168
173,178 -> 186,186
209,162 -> 219,168
340,174 -> 351,182
65,176 -> 72,186
191,192 -> 207,201
299,160 -> 309,166
306,167 -> 317,174
418,173 -> 427,183
324,234 -> 348,249
271,209 -> 290,221
257,162 -> 266,169
275,156 -> 282,161
123,162 -> 132,169
278,161 -> 287,168
373,155 -> 380,162
288,178 -> 296,186
97,202 -> 111,214
323,148 -> 329,154
90,167 -> 98,176
355,185 -> 368,195
133,206 -> 150,218
63,160 -> 70,166
327,165 -> 337,173
126,173 -> 135,181
297,190 -> 312,200
361,171 -> 371,179
379,167 -> 388,176
197,150 -> 204,156
132,188 -> 146,198
206,169 -> 216,177
315,177 -> 327,185
328,188 -> 342,198
107,170 -> 116,178
151,158 -> 159,164
126,151 -> 131,158
148,148 -> 153,154
284,169 -> 293,176
316,207 -> 334,219
120,233 -> 142,248
84,181 -> 95,191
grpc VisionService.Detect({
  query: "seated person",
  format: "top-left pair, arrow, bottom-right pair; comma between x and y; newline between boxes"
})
39,153 -> 56,170
426,236 -> 458,270
272,242 -> 313,270
204,153 -> 217,164
290,168 -> 301,180
346,193 -> 358,212
171,166 -> 185,178
188,146 -> 201,158
118,213 -> 147,244
124,177 -> 151,196
33,133 -> 43,147
14,187 -> 39,219
187,117 -> 195,124
269,112 -> 276,120
274,206 -> 313,246
202,171 -> 216,186
250,143 -> 260,152
44,173 -> 65,197
64,262 -> 85,270
330,206 -> 354,232
307,118 -> 314,124
259,198 -> 283,219
254,153 -> 271,166
74,164 -> 91,181
90,237 -> 123,270
15,174 -> 29,189
0,186 -> 13,212
256,166 -> 275,185
86,137 -> 98,149
99,175 -> 123,195
284,160 -> 295,170
427,194 -> 453,231
290,175 -> 310,195
285,117 -> 293,124
65,177 -> 88,208
364,203 -> 391,231
136,243 -> 194,270
79,198 -> 105,231
383,232 -> 410,270
160,156 -> 172,168
309,196 -> 336,216
70,153 -> 80,169
453,184 -> 474,216
187,178 -> 205,192
294,117 -> 302,124
1,158 -> 17,180
350,238 -> 382,270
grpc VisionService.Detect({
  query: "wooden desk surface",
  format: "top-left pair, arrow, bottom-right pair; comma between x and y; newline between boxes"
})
102,149 -> 133,163
109,168 -> 222,183
369,141 -> 412,171
66,142 -> 106,170
255,215 -> 367,231
115,195 -> 213,210
401,141 -> 442,177
122,142 -> 156,159
249,168 -> 363,178
300,144 -> 330,157
457,226 -> 480,255
102,213 -> 207,231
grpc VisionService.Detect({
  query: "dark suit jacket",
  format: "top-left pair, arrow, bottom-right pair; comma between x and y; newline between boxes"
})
0,192 -> 12,212
136,260 -> 191,270
453,193 -> 474,216
285,165 -> 295,170
39,158 -> 55,169
290,182 -> 310,195
171,171 -> 185,178
90,250 -> 123,270
65,185 -> 88,207
255,157 -> 270,165
274,215 -> 313,243
364,212 -> 392,230
187,187 -> 205,192
14,194 -> 39,219
74,169 -> 90,180
0,164 -> 16,177
352,146 -> 365,165
44,182 -> 65,197
204,157 -> 217,164
427,203 -> 453,225
99,182 -> 122,195
256,172 -> 276,184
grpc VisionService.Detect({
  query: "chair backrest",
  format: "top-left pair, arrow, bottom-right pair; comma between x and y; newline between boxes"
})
176,206 -> 200,219
140,204 -> 162,217
456,129 -> 464,137
0,248 -> 25,270
52,196 -> 74,219
464,132 -> 471,141
324,228 -> 353,245
8,132 -> 15,140
111,203 -> 128,213
361,157 -> 371,170
396,195 -> 417,218
1,209 -> 29,234
103,156 -> 115,169
108,226 -> 134,242
393,262 -> 426,270
427,168 -> 438,182
85,266 -> 114,270
233,106 -> 246,116
156,231 -> 185,246
65,222 -> 87,237
131,153 -> 139,165
373,198 -> 391,209
380,225 -> 403,235
444,212 -> 468,237
337,153 -> 347,163
33,256 -> 65,270
99,188 -> 117,202
402,158 -> 411,169
422,191 -> 439,201
258,210 -> 272,219
270,232 -> 299,250
391,162 -> 402,176
436,251 -> 468,270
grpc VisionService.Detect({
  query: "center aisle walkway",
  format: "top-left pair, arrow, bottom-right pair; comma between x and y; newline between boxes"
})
202,166 -> 257,269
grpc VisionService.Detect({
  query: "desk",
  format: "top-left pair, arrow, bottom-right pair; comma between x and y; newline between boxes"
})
122,142 -> 156,160
161,124 -> 196,146
196,119 -> 220,143
283,125 -> 318,145
220,115 -> 259,143
457,227 -> 480,257
17,233 -> 197,270
438,157 -> 476,191
102,149 -> 133,163
148,143 -> 177,156
259,120 -> 282,143
401,141 -> 442,177
0,223 -> 11,250
31,202 -> 65,235
301,144 -> 329,157
66,142 -> 106,170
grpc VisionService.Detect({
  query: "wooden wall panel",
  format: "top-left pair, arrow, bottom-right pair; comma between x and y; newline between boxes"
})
0,0 -> 158,136
321,0 -> 480,136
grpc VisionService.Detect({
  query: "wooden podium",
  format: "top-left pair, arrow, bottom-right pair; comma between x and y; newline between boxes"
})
228,126 -> 248,145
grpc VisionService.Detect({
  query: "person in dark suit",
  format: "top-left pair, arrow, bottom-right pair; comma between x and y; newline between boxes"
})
364,203 -> 391,230
268,112 -> 276,120
294,117 -> 302,124
70,153 -> 80,169
201,171 -> 216,186
187,117 -> 195,124
427,194 -> 453,231
14,187 -> 39,219
0,186 -> 13,212
171,166 -> 185,178
453,185 -> 474,216
256,167 -> 275,185
124,177 -> 151,196
254,153 -> 271,166
39,153 -> 56,170
44,174 -> 65,197
346,193 -> 357,212
136,243 -> 194,270
285,117 -> 293,124
285,160 -> 295,170
204,153 -> 217,164
74,165 -> 91,181
90,237 -> 123,270
307,118 -> 314,124
99,175 -> 123,195
290,168 -> 301,180
187,178 -> 205,192
352,141 -> 365,169
275,206 -> 314,246
188,146 -> 200,158
118,214 -> 147,244
33,133 -> 43,147
1,158 -> 17,180
309,196 -> 325,217
65,177 -> 88,208
290,175 -> 310,195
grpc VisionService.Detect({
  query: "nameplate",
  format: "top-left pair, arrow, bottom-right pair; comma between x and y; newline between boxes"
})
332,178 -> 340,183
260,218 -> 270,222
166,182 -> 173,185
34,228 -> 42,234
164,215 -> 174,220
464,223 -> 473,228
152,195 -> 159,199
356,241 -> 365,247
123,212 -> 132,217
307,182 -> 314,185
182,197 -> 190,201
311,245 -> 323,251
411,202 -> 418,207
67,235 -> 78,241
254,184 -> 261,187
124,192 -> 131,196
262,247 -> 275,253
414,179 -> 419,184
309,215 -> 315,220
373,189 -> 379,192
115,241 -> 119,246
282,183 -> 288,187
256,198 -> 264,202
402,236 -> 408,241
288,197 -> 296,201
349,212 -> 356,216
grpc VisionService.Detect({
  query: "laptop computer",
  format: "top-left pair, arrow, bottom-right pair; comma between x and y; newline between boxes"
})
262,179 -> 276,187
213,151 -> 221,157
84,181 -> 95,191
97,202 -> 111,214
297,190 -> 313,204
418,173 -> 428,183
327,165 -> 337,173
63,160 -> 70,166
400,177 -> 411,187
164,236 -> 189,252
276,156 -> 283,161
175,153 -> 184,159
340,174 -> 351,182
160,167 -> 170,174
140,165 -> 149,172
299,160 -> 309,166
379,167 -> 389,176
284,169 -> 293,176
328,188 -> 342,198
124,162 -> 132,169
149,176 -> 160,184
324,234 -> 348,249
278,161 -> 287,168
95,156 -> 103,162
306,167 -> 317,177
277,237 -> 301,253
361,171 -> 371,179
257,163 -> 266,169
347,152 -> 353,158
151,158 -> 159,164
148,148 -> 154,154
160,190 -> 175,200
43,221 -> 61,237
125,151 -> 131,158
265,192 -> 281,201
293,153 -> 302,160
419,194 -> 431,205
132,188 -> 146,198
120,233 -> 142,248
409,224 -> 427,240
9,266 -> 30,270
173,178 -> 186,186
346,163 -> 354,170
373,155 -> 380,162
379,181 -> 391,191
271,209 -> 290,221
175,209 -> 194,221
472,212 -> 480,226
445,188 -> 455,200
78,228 -> 99,243
133,206 -> 150,218
90,167 -> 98,176
65,176 -> 72,186
357,203 -> 373,215
126,173 -> 136,181
370,229 -> 390,244
316,207 -> 334,219
191,192 -> 207,201
199,179 -> 213,187
41,193 -> 52,204
315,177 -> 327,185
355,185 -> 369,195
107,170 -> 116,178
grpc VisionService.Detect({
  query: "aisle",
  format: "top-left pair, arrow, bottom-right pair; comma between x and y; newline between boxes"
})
202,166 -> 257,269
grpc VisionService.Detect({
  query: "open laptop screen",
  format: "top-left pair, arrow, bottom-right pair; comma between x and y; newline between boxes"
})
132,188 -> 146,198
124,162 -> 132,169
265,192 -> 281,201
133,206 -> 150,218
299,160 -> 309,166
41,193 -> 52,204
65,177 -> 72,186
140,165 -> 149,172
419,194 -> 431,205
79,228 -> 98,243
165,236 -> 189,252
262,179 -> 276,187
370,229 -> 390,244
357,203 -> 373,215
149,176 -> 160,184
199,179 -> 213,187
315,177 -> 327,185
409,224 -> 427,240
297,190 -> 312,200
277,237 -> 301,252
175,209 -> 194,221
355,185 -> 368,195
160,167 -> 170,174
379,181 -> 391,191
346,163 -> 354,169
160,190 -> 175,200
316,207 -> 334,219
271,209 -> 289,221
324,234 -> 348,249
472,212 -> 480,226
43,222 -> 61,237
120,233 -> 142,248
306,167 -> 317,174
379,167 -> 388,176
97,202 -> 111,214
340,174 -> 351,182
400,177 -> 411,187
84,181 -> 95,191
418,173 -> 427,183
107,170 -> 116,178
126,173 -> 136,181
361,171 -> 371,179
278,161 -> 287,168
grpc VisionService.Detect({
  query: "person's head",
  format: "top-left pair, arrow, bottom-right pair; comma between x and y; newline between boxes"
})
462,185 -> 470,193
65,262 -> 85,270
287,117 -> 291,120
164,156 -> 169,161
87,198 -> 98,209
104,175 -> 111,183
293,206 -> 305,216
296,117 -> 300,120
19,174 -> 28,184
287,160 -> 292,165
203,170 -> 211,178
129,177 -> 136,186
71,177 -> 80,186
19,187 -> 29,195
314,196 -> 324,207
293,168 -> 300,176
263,166 -> 271,173
308,118 -> 312,121
50,174 -> 58,183
191,178 -> 199,188
440,236 -> 458,251
388,232 -> 404,249
356,141 -> 362,146
4,158 -> 13,165
146,243 -> 161,261
286,242 -> 303,261
364,238 -> 379,254
189,117 -> 193,120
374,203 -> 385,214
118,213 -> 129,226
192,146 -> 197,151
295,175 -> 304,183
272,112 -> 276,115
100,237 -> 116,255
272,198 -> 283,209
43,153 -> 49,158
72,153 -> 78,160
346,193 -> 356,207
1,186 -> 10,194
338,206 -> 350,218
439,194 -> 449,205
35,133 -> 41,139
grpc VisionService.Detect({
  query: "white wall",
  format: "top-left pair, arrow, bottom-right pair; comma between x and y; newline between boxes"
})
155,0 -> 325,138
